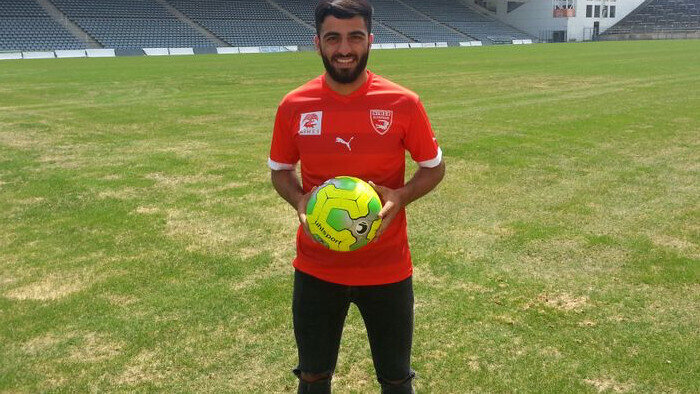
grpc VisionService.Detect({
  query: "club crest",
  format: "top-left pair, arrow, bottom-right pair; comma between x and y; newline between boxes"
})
370,109 -> 393,135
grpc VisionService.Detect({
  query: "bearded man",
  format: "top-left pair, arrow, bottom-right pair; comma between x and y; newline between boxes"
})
268,1 -> 445,392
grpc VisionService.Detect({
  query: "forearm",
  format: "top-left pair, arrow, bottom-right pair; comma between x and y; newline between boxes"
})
271,169 -> 304,209
399,161 -> 445,206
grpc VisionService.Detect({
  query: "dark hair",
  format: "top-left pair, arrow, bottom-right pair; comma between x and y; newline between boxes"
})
315,0 -> 373,35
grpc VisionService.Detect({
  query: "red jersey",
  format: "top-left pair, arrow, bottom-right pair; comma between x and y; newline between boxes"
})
269,70 -> 442,286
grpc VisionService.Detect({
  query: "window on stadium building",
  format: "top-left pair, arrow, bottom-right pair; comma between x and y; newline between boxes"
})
610,5 -> 616,17
594,5 -> 600,17
602,5 -> 608,17
586,5 -> 592,17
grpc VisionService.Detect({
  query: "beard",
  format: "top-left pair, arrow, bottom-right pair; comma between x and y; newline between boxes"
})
321,49 -> 370,84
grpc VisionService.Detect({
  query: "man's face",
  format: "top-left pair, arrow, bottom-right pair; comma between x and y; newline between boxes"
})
315,15 -> 373,84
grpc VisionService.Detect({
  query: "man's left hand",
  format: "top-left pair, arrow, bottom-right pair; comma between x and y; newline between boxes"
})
368,181 -> 405,240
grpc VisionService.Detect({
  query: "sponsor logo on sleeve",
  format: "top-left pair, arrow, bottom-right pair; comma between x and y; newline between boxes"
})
299,111 -> 323,135
370,109 -> 393,135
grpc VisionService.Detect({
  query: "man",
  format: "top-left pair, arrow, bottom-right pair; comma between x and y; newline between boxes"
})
268,1 -> 445,392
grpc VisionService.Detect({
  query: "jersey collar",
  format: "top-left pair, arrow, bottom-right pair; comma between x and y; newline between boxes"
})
322,70 -> 374,102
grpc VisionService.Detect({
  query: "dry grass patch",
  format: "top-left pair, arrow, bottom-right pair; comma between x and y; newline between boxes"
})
443,227 -> 497,260
69,332 -> 124,362
115,350 -> 171,386
468,359 -> 481,371
583,377 -> 635,393
516,238 -> 629,282
414,265 -> 491,294
100,174 -> 123,181
14,196 -> 45,205
579,319 -> 598,327
0,130 -> 54,150
165,208 -> 253,253
105,293 -> 139,306
333,353 -> 375,392
39,153 -> 85,169
6,275 -> 87,301
177,114 -> 227,125
134,205 -> 161,215
191,182 -> 249,199
0,276 -> 17,286
230,253 -> 291,291
22,333 -> 69,355
538,346 -> 563,359
0,231 -> 15,250
97,187 -> 143,200
494,314 -> 518,326
125,140 -> 210,156
649,234 -> 698,257
527,292 -> 589,313
146,172 -> 223,187
4,267 -> 101,301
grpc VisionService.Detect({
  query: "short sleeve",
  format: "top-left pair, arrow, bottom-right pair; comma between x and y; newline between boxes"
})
268,100 -> 299,170
404,97 -> 442,168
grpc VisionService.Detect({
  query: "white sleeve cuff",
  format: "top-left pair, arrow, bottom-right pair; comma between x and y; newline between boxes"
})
417,147 -> 443,168
268,157 -> 296,171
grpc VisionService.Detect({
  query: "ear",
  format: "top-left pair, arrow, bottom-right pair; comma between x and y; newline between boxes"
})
314,35 -> 321,55
368,33 -> 374,46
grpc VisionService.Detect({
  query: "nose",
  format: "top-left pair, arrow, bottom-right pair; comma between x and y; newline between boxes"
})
338,37 -> 352,55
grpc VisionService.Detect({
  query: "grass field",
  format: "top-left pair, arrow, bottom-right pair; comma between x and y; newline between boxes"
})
1,40 -> 698,392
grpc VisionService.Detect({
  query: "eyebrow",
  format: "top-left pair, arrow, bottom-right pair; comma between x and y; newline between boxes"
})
322,30 -> 367,39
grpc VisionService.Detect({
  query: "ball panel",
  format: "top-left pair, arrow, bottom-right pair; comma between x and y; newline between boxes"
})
349,238 -> 369,251
307,187 -> 328,223
327,208 -> 353,232
324,186 -> 362,201
368,196 -> 381,216
329,176 -> 359,191
367,218 -> 382,241
306,190 -> 318,216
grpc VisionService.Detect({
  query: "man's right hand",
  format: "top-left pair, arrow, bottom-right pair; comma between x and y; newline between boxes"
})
271,169 -> 316,238
296,187 -> 317,238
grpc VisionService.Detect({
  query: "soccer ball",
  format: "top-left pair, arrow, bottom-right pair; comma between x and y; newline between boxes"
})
306,176 -> 382,252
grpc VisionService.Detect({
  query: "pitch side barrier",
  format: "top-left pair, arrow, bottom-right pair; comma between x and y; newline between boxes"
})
0,41 -> 526,61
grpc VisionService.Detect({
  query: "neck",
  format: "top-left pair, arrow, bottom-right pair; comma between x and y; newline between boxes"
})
325,70 -> 368,96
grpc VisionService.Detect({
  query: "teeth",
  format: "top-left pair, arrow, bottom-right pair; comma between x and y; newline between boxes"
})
336,58 -> 354,63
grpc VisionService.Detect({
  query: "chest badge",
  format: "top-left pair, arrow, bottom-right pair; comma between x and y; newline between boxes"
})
370,109 -> 393,135
299,111 -> 322,135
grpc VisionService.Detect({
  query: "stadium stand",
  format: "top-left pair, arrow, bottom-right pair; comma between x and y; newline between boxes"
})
369,0 -> 464,42
276,0 -> 533,44
0,0 -> 538,52
0,0 -> 87,51
273,0 -> 412,43
399,0 -> 533,43
602,0 -> 700,38
49,0 -> 216,48
271,0 -> 316,24
166,0 -> 314,46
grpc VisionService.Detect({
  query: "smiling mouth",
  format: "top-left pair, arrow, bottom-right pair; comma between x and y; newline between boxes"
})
333,57 -> 357,67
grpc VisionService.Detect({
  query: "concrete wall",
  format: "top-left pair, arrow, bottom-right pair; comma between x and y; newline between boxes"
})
472,0 -> 646,42
492,0 -> 567,41
567,0 -> 647,41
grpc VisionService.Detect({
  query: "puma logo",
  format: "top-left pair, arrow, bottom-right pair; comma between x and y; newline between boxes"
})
335,137 -> 354,151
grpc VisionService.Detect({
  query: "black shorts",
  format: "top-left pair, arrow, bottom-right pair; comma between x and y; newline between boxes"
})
292,269 -> 415,384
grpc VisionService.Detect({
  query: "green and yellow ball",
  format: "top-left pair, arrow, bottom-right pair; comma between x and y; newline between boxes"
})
306,176 -> 382,252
